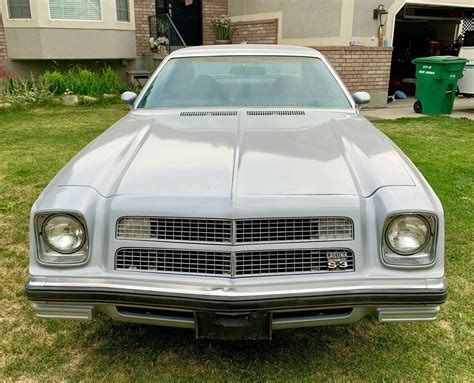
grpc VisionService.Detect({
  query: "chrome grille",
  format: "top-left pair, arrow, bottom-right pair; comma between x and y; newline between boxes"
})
116,217 -> 353,243
235,217 -> 353,243
235,249 -> 354,276
115,248 -> 231,276
115,248 -> 353,277
117,217 -> 232,243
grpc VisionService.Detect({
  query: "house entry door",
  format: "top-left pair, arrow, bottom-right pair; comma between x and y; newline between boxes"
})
157,0 -> 202,46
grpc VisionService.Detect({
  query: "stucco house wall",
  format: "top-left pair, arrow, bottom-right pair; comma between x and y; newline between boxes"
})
229,0 -> 473,46
1,0 -> 136,60
0,0 -> 138,76
229,0 -> 343,43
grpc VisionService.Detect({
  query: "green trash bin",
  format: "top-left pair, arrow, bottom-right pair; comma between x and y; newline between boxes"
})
412,56 -> 468,115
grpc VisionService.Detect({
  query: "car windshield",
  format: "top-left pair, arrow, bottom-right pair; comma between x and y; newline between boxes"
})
137,56 -> 351,108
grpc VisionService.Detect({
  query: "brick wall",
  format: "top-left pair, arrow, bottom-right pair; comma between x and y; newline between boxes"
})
314,46 -> 393,101
0,14 -> 7,73
231,19 -> 278,44
202,0 -> 228,45
134,0 -> 155,59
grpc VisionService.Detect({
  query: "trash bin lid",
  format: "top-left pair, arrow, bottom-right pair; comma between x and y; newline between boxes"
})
412,56 -> 468,65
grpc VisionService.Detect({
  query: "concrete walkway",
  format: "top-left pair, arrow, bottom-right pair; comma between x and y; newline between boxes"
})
362,97 -> 474,120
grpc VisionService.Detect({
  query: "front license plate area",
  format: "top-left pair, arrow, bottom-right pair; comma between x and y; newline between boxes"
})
195,312 -> 272,340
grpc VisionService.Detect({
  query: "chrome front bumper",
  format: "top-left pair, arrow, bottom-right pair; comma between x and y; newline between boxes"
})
26,280 -> 447,337
31,303 -> 442,328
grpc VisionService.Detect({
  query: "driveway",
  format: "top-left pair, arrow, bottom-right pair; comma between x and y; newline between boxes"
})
363,97 -> 474,120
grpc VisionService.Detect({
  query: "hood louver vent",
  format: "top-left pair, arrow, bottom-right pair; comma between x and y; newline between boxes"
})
180,111 -> 238,117
247,110 -> 305,116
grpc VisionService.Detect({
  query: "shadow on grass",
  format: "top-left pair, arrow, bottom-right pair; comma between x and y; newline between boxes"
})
53,313 -> 400,381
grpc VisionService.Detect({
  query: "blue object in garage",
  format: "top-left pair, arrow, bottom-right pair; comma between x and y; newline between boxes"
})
394,90 -> 407,99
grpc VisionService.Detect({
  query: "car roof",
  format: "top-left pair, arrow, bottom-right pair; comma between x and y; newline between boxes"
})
169,44 -> 323,58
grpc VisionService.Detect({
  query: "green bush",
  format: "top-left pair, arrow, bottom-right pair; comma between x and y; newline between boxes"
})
1,66 -> 139,106
101,67 -> 121,94
0,75 -> 54,105
42,70 -> 65,95
42,66 -> 123,96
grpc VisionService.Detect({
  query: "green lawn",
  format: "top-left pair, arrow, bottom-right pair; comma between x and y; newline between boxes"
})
0,105 -> 473,382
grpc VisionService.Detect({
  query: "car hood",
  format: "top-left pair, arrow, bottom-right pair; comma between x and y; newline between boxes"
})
51,109 -> 415,198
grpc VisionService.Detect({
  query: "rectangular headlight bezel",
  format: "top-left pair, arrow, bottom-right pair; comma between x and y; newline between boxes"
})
34,212 -> 90,266
381,212 -> 438,268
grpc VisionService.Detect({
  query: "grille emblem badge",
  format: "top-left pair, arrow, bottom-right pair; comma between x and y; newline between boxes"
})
327,251 -> 349,270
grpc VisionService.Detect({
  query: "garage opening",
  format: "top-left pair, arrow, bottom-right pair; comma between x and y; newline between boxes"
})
389,4 -> 474,97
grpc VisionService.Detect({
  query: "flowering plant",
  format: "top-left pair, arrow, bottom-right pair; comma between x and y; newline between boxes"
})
210,15 -> 235,40
149,36 -> 169,53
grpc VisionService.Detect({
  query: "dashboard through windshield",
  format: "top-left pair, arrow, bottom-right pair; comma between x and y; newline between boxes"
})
137,56 -> 351,109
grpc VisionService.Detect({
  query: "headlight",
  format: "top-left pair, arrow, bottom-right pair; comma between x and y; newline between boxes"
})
42,215 -> 86,254
385,215 -> 430,255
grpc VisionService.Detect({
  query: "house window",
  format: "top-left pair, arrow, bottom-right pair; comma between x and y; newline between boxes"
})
49,0 -> 102,21
116,0 -> 129,21
7,0 -> 31,19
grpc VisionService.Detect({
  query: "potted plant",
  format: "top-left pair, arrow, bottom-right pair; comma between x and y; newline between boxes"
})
150,19 -> 170,59
150,36 -> 169,59
210,15 -> 235,44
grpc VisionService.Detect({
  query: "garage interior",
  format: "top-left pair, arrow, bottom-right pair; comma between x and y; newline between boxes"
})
389,4 -> 474,97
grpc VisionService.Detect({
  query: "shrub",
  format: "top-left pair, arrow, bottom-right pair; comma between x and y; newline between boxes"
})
42,70 -> 65,95
101,67 -> 121,94
1,66 -> 138,106
42,66 -> 122,96
0,74 -> 54,105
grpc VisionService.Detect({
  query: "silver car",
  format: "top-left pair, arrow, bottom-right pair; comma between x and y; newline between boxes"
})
26,45 -> 446,340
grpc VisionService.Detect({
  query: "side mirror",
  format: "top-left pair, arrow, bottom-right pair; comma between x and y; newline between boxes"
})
121,91 -> 137,108
352,92 -> 371,108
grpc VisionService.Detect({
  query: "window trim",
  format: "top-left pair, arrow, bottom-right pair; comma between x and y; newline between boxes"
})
7,0 -> 32,20
116,0 -> 130,22
47,0 -> 104,22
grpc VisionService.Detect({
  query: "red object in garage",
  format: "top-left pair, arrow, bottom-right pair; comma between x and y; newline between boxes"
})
401,78 -> 416,95
429,40 -> 443,56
